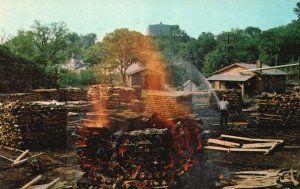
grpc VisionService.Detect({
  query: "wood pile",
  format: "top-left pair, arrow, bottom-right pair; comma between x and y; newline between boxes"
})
256,89 -> 300,127
144,92 -> 193,119
76,113 -> 203,188
205,134 -> 283,155
0,88 -> 88,103
0,93 -> 38,103
219,169 -> 299,189
58,88 -> 87,101
210,89 -> 243,112
87,85 -> 141,103
0,101 -> 67,149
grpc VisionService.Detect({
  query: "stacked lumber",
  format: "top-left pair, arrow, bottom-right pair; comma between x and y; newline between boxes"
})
144,91 -> 193,118
256,89 -> 300,127
87,85 -> 100,101
0,101 -> 67,149
219,169 -> 299,189
210,89 -> 243,112
205,134 -> 283,155
87,85 -> 141,104
0,93 -> 38,103
58,88 -> 87,101
76,113 -> 203,188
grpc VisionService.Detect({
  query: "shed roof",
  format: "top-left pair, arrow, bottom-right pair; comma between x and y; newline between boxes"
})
126,66 -> 165,76
183,80 -> 196,86
213,63 -> 288,76
207,74 -> 255,82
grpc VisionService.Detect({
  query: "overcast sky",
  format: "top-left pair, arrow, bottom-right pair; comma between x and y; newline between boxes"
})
0,0 -> 298,40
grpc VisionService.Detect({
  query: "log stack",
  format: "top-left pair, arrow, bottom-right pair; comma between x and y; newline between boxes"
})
58,88 -> 88,101
76,114 -> 203,188
77,85 -> 203,188
144,92 -> 193,119
256,89 -> 300,127
210,89 -> 243,112
0,101 -> 67,149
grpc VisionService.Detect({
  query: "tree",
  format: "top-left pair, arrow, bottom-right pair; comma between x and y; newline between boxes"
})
102,28 -> 155,85
202,50 -> 226,75
294,2 -> 300,18
5,20 -> 70,86
83,41 -> 106,65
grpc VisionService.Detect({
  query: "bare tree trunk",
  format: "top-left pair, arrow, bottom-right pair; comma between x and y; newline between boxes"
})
122,72 -> 127,86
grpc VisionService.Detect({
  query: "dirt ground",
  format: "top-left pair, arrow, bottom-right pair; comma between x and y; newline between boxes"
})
1,96 -> 300,189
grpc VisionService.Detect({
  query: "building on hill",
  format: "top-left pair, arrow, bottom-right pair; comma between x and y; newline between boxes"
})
147,22 -> 180,36
207,60 -> 288,96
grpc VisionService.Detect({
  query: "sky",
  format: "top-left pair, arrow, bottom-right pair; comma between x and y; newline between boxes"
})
0,0 -> 299,40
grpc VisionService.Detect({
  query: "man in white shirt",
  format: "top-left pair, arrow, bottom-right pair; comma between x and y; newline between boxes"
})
219,95 -> 229,129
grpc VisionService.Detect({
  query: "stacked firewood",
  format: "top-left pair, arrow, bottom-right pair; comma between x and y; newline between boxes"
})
210,89 -> 243,111
76,114 -> 203,188
87,85 -> 100,101
0,93 -> 37,103
32,89 -> 59,101
0,101 -> 67,149
58,88 -> 88,101
256,90 -> 300,127
144,92 -> 193,118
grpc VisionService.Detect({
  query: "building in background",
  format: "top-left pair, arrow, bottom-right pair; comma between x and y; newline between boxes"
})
207,61 -> 288,96
126,63 -> 165,90
147,22 -> 180,36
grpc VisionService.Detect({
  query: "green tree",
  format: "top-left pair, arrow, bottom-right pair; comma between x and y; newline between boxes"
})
203,50 -> 226,75
294,2 -> 300,18
102,28 -> 152,85
83,41 -> 106,65
5,20 -> 70,86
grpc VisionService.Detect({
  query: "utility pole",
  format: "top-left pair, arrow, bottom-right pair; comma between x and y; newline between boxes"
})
224,35 -> 233,66
275,55 -> 278,73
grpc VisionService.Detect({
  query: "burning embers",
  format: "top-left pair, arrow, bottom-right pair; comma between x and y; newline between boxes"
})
77,85 -> 203,188
76,113 -> 203,188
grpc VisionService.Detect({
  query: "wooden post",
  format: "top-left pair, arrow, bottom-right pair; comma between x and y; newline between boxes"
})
238,83 -> 244,97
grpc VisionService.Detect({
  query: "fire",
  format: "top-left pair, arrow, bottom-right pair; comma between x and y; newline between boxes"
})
164,153 -> 174,169
117,137 -> 129,156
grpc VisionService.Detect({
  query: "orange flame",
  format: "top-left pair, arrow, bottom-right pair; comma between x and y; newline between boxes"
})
117,137 -> 129,156
164,153 -> 174,169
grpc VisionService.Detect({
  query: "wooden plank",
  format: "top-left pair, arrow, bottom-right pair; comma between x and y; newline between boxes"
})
21,175 -> 42,189
0,154 -> 14,162
204,146 -> 229,152
205,146 -> 268,153
42,178 -> 61,189
229,148 -> 268,153
234,170 -> 280,176
221,134 -> 284,143
242,143 -> 277,149
29,181 -> 67,189
208,139 -> 240,147
264,143 -> 278,155
12,152 -> 44,167
14,149 -> 29,163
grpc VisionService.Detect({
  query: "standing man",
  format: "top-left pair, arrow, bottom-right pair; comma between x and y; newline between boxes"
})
219,95 -> 229,129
